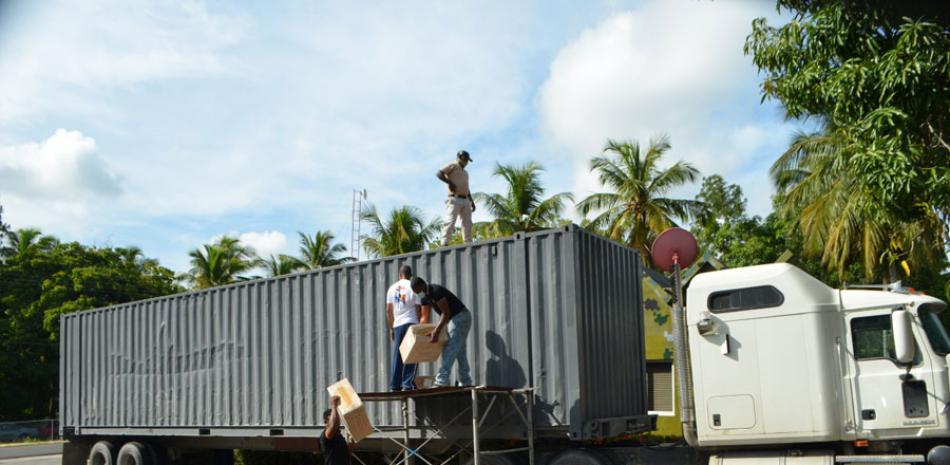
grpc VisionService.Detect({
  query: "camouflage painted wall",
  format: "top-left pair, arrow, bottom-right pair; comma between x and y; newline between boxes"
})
642,253 -> 723,438
642,272 -> 680,437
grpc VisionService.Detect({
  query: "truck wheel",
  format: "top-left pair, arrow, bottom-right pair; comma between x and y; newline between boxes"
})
547,449 -> 612,465
117,441 -> 152,465
88,440 -> 117,465
929,445 -> 950,465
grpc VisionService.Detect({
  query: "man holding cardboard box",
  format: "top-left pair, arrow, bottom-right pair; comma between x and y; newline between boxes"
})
387,265 -> 426,391
410,277 -> 473,387
322,395 -> 352,465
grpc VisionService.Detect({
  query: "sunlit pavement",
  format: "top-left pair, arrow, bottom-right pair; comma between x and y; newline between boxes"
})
0,454 -> 60,465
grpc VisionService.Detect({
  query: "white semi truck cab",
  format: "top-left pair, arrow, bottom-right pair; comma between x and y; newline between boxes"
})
683,263 -> 950,463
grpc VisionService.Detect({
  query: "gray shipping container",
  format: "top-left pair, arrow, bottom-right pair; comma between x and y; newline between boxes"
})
60,225 -> 647,442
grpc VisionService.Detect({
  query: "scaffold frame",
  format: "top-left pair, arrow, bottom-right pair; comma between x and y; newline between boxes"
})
357,386 -> 536,465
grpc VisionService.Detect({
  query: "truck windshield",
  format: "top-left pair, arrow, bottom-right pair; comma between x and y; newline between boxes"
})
919,304 -> 950,356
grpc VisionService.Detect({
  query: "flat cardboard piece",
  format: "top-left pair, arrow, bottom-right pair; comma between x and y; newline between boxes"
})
414,375 -> 435,389
399,324 -> 448,363
326,378 -> 373,443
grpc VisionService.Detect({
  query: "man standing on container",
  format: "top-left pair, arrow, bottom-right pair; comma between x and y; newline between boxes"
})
437,150 -> 475,246
410,277 -> 473,387
322,395 -> 351,465
387,265 -> 425,391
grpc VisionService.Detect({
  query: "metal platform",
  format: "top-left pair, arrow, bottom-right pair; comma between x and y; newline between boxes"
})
356,386 -> 535,465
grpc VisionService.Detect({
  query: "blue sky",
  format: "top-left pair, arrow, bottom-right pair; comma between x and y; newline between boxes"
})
0,0 -> 793,273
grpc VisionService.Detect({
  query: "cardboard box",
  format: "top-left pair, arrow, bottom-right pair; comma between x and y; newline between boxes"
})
399,324 -> 448,363
326,378 -> 373,443
414,375 -> 435,389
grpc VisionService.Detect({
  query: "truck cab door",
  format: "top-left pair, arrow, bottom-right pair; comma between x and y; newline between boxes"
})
845,309 -> 938,437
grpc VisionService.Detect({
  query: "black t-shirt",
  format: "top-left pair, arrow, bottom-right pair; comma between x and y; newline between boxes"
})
320,430 -> 350,465
421,284 -> 468,319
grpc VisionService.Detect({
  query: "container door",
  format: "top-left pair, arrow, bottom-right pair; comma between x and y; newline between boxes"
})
845,309 -> 938,436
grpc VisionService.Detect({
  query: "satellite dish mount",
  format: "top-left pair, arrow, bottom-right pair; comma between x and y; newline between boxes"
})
651,228 -> 699,305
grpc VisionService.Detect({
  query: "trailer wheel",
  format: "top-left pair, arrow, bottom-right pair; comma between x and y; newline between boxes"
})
117,441 -> 152,465
88,440 -> 117,465
547,449 -> 612,465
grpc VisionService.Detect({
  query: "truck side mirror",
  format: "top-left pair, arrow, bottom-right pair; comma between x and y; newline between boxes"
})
892,310 -> 915,365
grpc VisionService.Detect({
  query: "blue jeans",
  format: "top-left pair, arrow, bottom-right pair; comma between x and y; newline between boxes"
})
436,310 -> 472,386
390,323 -> 418,391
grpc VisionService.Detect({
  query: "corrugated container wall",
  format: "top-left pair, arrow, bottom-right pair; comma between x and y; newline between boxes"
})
60,225 -> 646,440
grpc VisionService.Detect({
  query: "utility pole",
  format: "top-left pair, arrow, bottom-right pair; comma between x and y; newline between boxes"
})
351,189 -> 367,261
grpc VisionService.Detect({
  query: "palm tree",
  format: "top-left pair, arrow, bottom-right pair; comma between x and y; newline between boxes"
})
473,162 -> 574,237
257,254 -> 306,278
1,228 -> 57,260
186,236 -> 258,288
297,230 -> 350,268
361,204 -> 441,258
577,136 -> 700,260
772,122 -> 943,281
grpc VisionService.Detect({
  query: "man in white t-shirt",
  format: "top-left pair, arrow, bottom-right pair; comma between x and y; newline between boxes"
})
387,265 -> 426,391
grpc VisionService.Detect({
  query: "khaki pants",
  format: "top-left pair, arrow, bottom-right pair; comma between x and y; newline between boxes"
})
441,197 -> 472,245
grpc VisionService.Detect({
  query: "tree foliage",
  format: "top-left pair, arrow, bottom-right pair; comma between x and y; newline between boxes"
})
474,162 -> 573,238
746,0 -> 950,246
296,230 -> 350,269
185,236 -> 258,288
691,176 -> 775,263
361,204 -> 441,258
771,122 -> 945,281
577,136 -> 700,261
0,228 -> 179,420
689,174 -> 946,301
256,254 -> 307,278
0,203 -> 9,249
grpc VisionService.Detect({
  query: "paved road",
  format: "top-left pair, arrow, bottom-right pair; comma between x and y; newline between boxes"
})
0,455 -> 60,465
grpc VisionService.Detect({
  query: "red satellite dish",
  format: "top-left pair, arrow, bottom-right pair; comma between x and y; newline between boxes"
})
651,228 -> 699,272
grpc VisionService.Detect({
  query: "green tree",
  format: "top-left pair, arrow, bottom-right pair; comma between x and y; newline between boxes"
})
257,254 -> 306,278
694,175 -> 746,231
473,162 -> 573,238
0,203 -> 9,250
746,1 -> 950,248
577,136 -> 700,261
692,175 -> 746,255
0,233 -> 178,420
297,231 -> 350,268
690,175 -> 780,264
361,204 -> 440,258
186,236 -> 258,289
771,123 -> 945,281
1,228 -> 58,261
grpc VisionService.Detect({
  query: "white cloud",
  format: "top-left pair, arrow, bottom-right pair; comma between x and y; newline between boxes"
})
238,231 -> 289,258
0,129 -> 120,198
0,0 -> 245,123
539,1 -> 788,203
0,129 -> 123,234
208,231 -> 289,259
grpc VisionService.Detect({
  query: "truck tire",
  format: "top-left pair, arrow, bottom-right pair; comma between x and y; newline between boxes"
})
547,449 -> 612,465
88,440 -> 117,465
929,445 -> 950,465
117,441 -> 152,465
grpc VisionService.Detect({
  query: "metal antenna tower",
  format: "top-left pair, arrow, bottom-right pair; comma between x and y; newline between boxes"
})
350,189 -> 367,261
